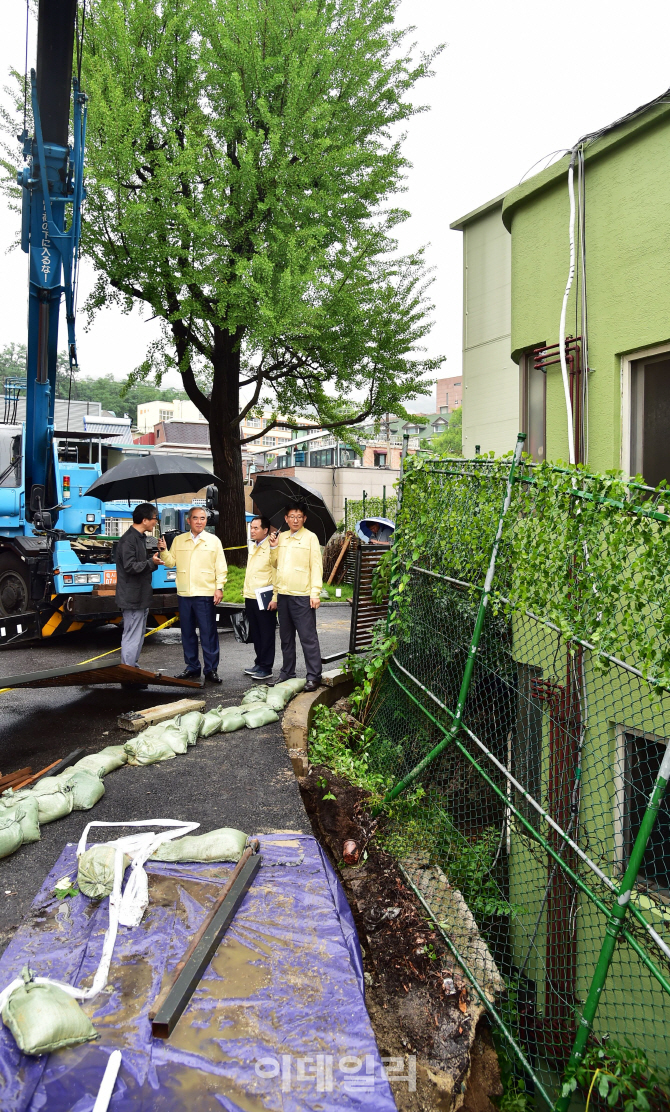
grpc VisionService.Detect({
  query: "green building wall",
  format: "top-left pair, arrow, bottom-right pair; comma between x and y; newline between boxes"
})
508,612 -> 670,1084
502,102 -> 670,473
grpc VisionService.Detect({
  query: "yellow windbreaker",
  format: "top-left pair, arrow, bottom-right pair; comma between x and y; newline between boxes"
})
161,531 -> 227,596
269,527 -> 322,599
243,537 -> 277,601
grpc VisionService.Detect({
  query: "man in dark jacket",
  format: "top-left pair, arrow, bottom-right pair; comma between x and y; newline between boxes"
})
115,503 -> 162,671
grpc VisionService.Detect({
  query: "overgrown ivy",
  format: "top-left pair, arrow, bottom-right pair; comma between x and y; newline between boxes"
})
390,455 -> 670,688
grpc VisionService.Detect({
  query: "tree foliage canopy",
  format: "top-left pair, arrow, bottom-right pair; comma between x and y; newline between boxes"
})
80,0 -> 443,445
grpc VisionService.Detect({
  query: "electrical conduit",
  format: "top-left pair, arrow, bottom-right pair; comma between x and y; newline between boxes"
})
559,151 -> 578,465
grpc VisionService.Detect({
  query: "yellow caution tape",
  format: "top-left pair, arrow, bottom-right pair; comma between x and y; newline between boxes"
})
222,545 -> 249,551
77,615 -> 179,665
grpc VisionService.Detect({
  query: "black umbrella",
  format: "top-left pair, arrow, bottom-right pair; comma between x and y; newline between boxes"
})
250,474 -> 337,545
84,455 -> 221,502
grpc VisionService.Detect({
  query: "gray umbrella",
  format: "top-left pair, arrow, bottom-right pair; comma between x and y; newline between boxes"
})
85,455 -> 220,502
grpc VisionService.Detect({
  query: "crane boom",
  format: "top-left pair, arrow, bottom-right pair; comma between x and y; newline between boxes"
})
0,1 -> 180,645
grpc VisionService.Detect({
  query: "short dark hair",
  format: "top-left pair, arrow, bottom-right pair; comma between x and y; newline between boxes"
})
132,502 -> 158,525
252,515 -> 272,532
284,502 -> 307,517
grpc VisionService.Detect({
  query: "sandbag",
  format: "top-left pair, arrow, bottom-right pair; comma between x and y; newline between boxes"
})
77,844 -> 131,900
177,711 -> 203,745
240,685 -> 269,705
265,685 -> 294,711
199,709 -> 223,737
0,814 -> 23,858
2,971 -> 97,1056
160,721 -> 190,755
151,827 -> 249,863
124,732 -> 176,765
74,745 -> 128,777
30,779 -> 74,824
242,704 -> 279,728
277,677 -> 306,695
217,710 -> 246,733
58,769 -> 105,811
0,790 -> 40,844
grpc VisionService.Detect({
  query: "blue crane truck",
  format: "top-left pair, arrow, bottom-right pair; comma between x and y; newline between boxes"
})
0,0 -> 179,647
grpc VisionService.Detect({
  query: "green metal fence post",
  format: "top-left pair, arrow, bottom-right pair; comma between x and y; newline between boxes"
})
362,490 -> 367,517
344,498 -> 348,532
555,738 -> 670,1111
382,485 -> 386,516
373,432 -> 526,814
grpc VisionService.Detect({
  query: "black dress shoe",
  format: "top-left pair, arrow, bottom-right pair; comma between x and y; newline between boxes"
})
175,668 -> 201,680
303,678 -> 322,693
204,671 -> 222,684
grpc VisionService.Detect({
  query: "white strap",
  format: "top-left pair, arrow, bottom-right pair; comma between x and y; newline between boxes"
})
0,820 -> 199,1012
93,1050 -> 122,1112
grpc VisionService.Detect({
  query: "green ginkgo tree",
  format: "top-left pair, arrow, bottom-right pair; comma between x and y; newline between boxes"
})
79,0 -> 443,556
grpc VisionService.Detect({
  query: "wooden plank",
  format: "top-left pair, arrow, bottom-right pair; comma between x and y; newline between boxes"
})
327,530 -> 353,585
0,767 -> 32,792
118,697 -> 207,733
1,661 -> 203,691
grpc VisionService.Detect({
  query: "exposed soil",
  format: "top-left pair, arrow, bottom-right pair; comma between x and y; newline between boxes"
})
299,761 -> 502,1112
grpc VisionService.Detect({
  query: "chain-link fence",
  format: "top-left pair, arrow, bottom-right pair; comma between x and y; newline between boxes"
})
366,445 -> 670,1108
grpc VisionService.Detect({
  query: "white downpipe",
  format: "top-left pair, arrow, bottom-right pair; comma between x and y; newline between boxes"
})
559,159 -> 577,465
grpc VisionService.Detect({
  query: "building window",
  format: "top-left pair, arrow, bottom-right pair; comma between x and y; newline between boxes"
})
261,436 -> 276,446
440,405 -> 449,414
246,417 -> 262,428
373,451 -> 387,468
309,448 -> 335,467
339,447 -> 357,465
630,354 -> 670,488
521,350 -> 546,461
404,425 -> 421,435
615,727 -> 670,892
273,454 -> 291,469
512,664 -> 543,832
159,409 -> 172,422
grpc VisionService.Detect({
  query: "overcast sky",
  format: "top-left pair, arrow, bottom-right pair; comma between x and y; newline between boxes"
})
1,0 -> 670,409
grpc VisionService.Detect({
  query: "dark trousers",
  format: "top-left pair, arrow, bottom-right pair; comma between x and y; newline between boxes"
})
178,595 -> 219,675
277,594 -> 322,683
245,597 -> 277,671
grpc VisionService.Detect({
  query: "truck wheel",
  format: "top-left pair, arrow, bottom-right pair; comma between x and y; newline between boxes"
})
0,554 -> 31,617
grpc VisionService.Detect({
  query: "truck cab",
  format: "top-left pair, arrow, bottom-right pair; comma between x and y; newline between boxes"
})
0,420 -> 178,642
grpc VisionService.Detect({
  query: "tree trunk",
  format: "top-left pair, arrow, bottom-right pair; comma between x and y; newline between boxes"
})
208,333 -> 248,568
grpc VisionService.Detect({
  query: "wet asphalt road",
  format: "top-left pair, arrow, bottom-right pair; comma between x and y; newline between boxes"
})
0,603 -> 350,953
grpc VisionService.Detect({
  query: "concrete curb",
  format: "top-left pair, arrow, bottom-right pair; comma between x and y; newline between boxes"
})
282,668 -> 354,776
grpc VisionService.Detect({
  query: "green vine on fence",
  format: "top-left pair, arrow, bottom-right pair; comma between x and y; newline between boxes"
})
390,456 -> 670,689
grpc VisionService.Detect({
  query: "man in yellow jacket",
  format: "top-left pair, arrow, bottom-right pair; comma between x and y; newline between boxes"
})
243,515 -> 277,682
269,502 -> 323,692
158,506 -> 227,683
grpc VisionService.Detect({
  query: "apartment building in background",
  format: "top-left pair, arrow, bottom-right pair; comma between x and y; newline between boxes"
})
435,375 -> 463,414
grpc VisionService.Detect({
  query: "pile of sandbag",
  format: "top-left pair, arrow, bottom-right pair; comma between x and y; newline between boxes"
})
0,680 -> 309,863
0,745 -> 131,860
1,819 -> 252,1058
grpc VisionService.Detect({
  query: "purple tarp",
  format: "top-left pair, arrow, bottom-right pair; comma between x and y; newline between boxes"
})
0,833 -> 397,1111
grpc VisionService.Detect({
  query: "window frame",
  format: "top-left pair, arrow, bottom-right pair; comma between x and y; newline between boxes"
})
614,723 -> 670,893
519,347 -> 546,462
621,342 -> 670,477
